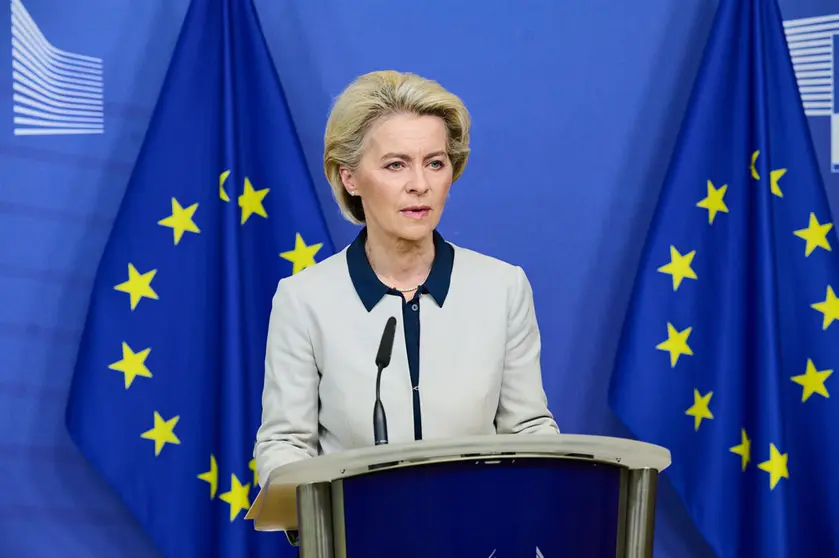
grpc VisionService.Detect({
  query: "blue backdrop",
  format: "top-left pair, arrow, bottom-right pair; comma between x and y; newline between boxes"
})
2,0 -> 837,556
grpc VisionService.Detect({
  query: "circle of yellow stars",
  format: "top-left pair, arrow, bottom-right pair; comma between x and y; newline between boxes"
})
106,168 -> 326,521
652,149 -> 837,492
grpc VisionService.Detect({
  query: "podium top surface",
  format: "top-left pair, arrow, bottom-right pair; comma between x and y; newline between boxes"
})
245,433 -> 670,531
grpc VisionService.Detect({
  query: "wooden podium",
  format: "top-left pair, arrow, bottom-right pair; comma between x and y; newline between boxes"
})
246,434 -> 671,557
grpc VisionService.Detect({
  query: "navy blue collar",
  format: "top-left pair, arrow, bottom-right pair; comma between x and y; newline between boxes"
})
347,227 -> 454,312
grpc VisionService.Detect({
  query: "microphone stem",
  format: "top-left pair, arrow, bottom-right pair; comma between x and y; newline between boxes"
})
374,364 -> 388,445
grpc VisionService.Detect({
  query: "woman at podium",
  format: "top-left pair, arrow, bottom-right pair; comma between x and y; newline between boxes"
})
254,70 -> 559,487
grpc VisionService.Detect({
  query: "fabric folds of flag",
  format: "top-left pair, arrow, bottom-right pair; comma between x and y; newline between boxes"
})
608,0 -> 839,556
64,0 -> 333,556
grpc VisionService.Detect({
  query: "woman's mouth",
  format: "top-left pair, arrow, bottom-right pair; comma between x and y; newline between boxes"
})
400,206 -> 431,220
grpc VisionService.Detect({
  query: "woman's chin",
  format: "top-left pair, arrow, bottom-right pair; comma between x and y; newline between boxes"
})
394,220 -> 437,241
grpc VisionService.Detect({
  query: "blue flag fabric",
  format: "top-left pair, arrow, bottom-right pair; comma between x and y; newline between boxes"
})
608,0 -> 839,556
64,0 -> 333,556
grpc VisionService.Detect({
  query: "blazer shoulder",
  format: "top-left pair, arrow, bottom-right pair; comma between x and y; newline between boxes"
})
450,243 -> 528,284
273,248 -> 350,298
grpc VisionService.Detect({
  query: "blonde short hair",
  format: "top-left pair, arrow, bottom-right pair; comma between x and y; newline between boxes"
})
323,70 -> 471,224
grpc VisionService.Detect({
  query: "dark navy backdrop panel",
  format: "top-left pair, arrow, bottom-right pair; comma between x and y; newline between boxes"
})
1,0 -> 837,556
340,458 -> 623,557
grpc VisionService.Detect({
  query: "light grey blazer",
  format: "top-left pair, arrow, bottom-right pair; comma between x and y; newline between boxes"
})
254,228 -> 559,487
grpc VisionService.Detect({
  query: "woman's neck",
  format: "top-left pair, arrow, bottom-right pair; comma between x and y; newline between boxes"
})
364,227 -> 435,290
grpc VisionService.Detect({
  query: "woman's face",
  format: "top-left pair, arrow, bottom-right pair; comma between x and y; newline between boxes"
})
340,113 -> 453,243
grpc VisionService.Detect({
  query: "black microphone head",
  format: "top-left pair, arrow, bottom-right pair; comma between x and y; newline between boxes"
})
375,316 -> 397,369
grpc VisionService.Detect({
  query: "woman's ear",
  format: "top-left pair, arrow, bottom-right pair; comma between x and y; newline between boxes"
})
339,166 -> 358,197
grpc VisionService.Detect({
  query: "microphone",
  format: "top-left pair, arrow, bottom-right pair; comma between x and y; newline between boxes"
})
373,316 -> 397,446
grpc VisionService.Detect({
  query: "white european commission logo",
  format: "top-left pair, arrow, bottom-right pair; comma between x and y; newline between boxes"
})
10,0 -> 104,135
784,12 -> 839,172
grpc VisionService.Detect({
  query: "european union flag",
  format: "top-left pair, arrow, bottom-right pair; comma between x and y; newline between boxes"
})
608,0 -> 839,555
64,0 -> 333,556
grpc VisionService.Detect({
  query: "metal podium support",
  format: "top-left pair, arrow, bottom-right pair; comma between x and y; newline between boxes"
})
296,482 -> 334,558
625,468 -> 658,558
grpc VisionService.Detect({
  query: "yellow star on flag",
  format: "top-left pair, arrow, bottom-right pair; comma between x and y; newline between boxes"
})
696,180 -> 729,224
685,389 -> 713,431
656,322 -> 693,368
219,474 -> 251,521
757,443 -> 789,490
114,263 -> 158,311
108,341 -> 152,389
158,197 -> 200,245
220,169 -> 231,202
238,176 -> 269,225
141,411 -> 181,456
770,168 -> 786,198
729,428 -> 751,472
249,458 -> 258,487
791,358 -> 832,402
749,151 -> 786,197
793,212 -> 833,257
811,285 -> 839,330
750,150 -> 760,180
280,233 -> 323,274
198,454 -> 219,499
657,245 -> 697,291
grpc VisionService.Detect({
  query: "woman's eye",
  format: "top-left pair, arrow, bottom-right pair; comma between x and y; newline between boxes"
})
429,160 -> 444,169
387,161 -> 403,170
